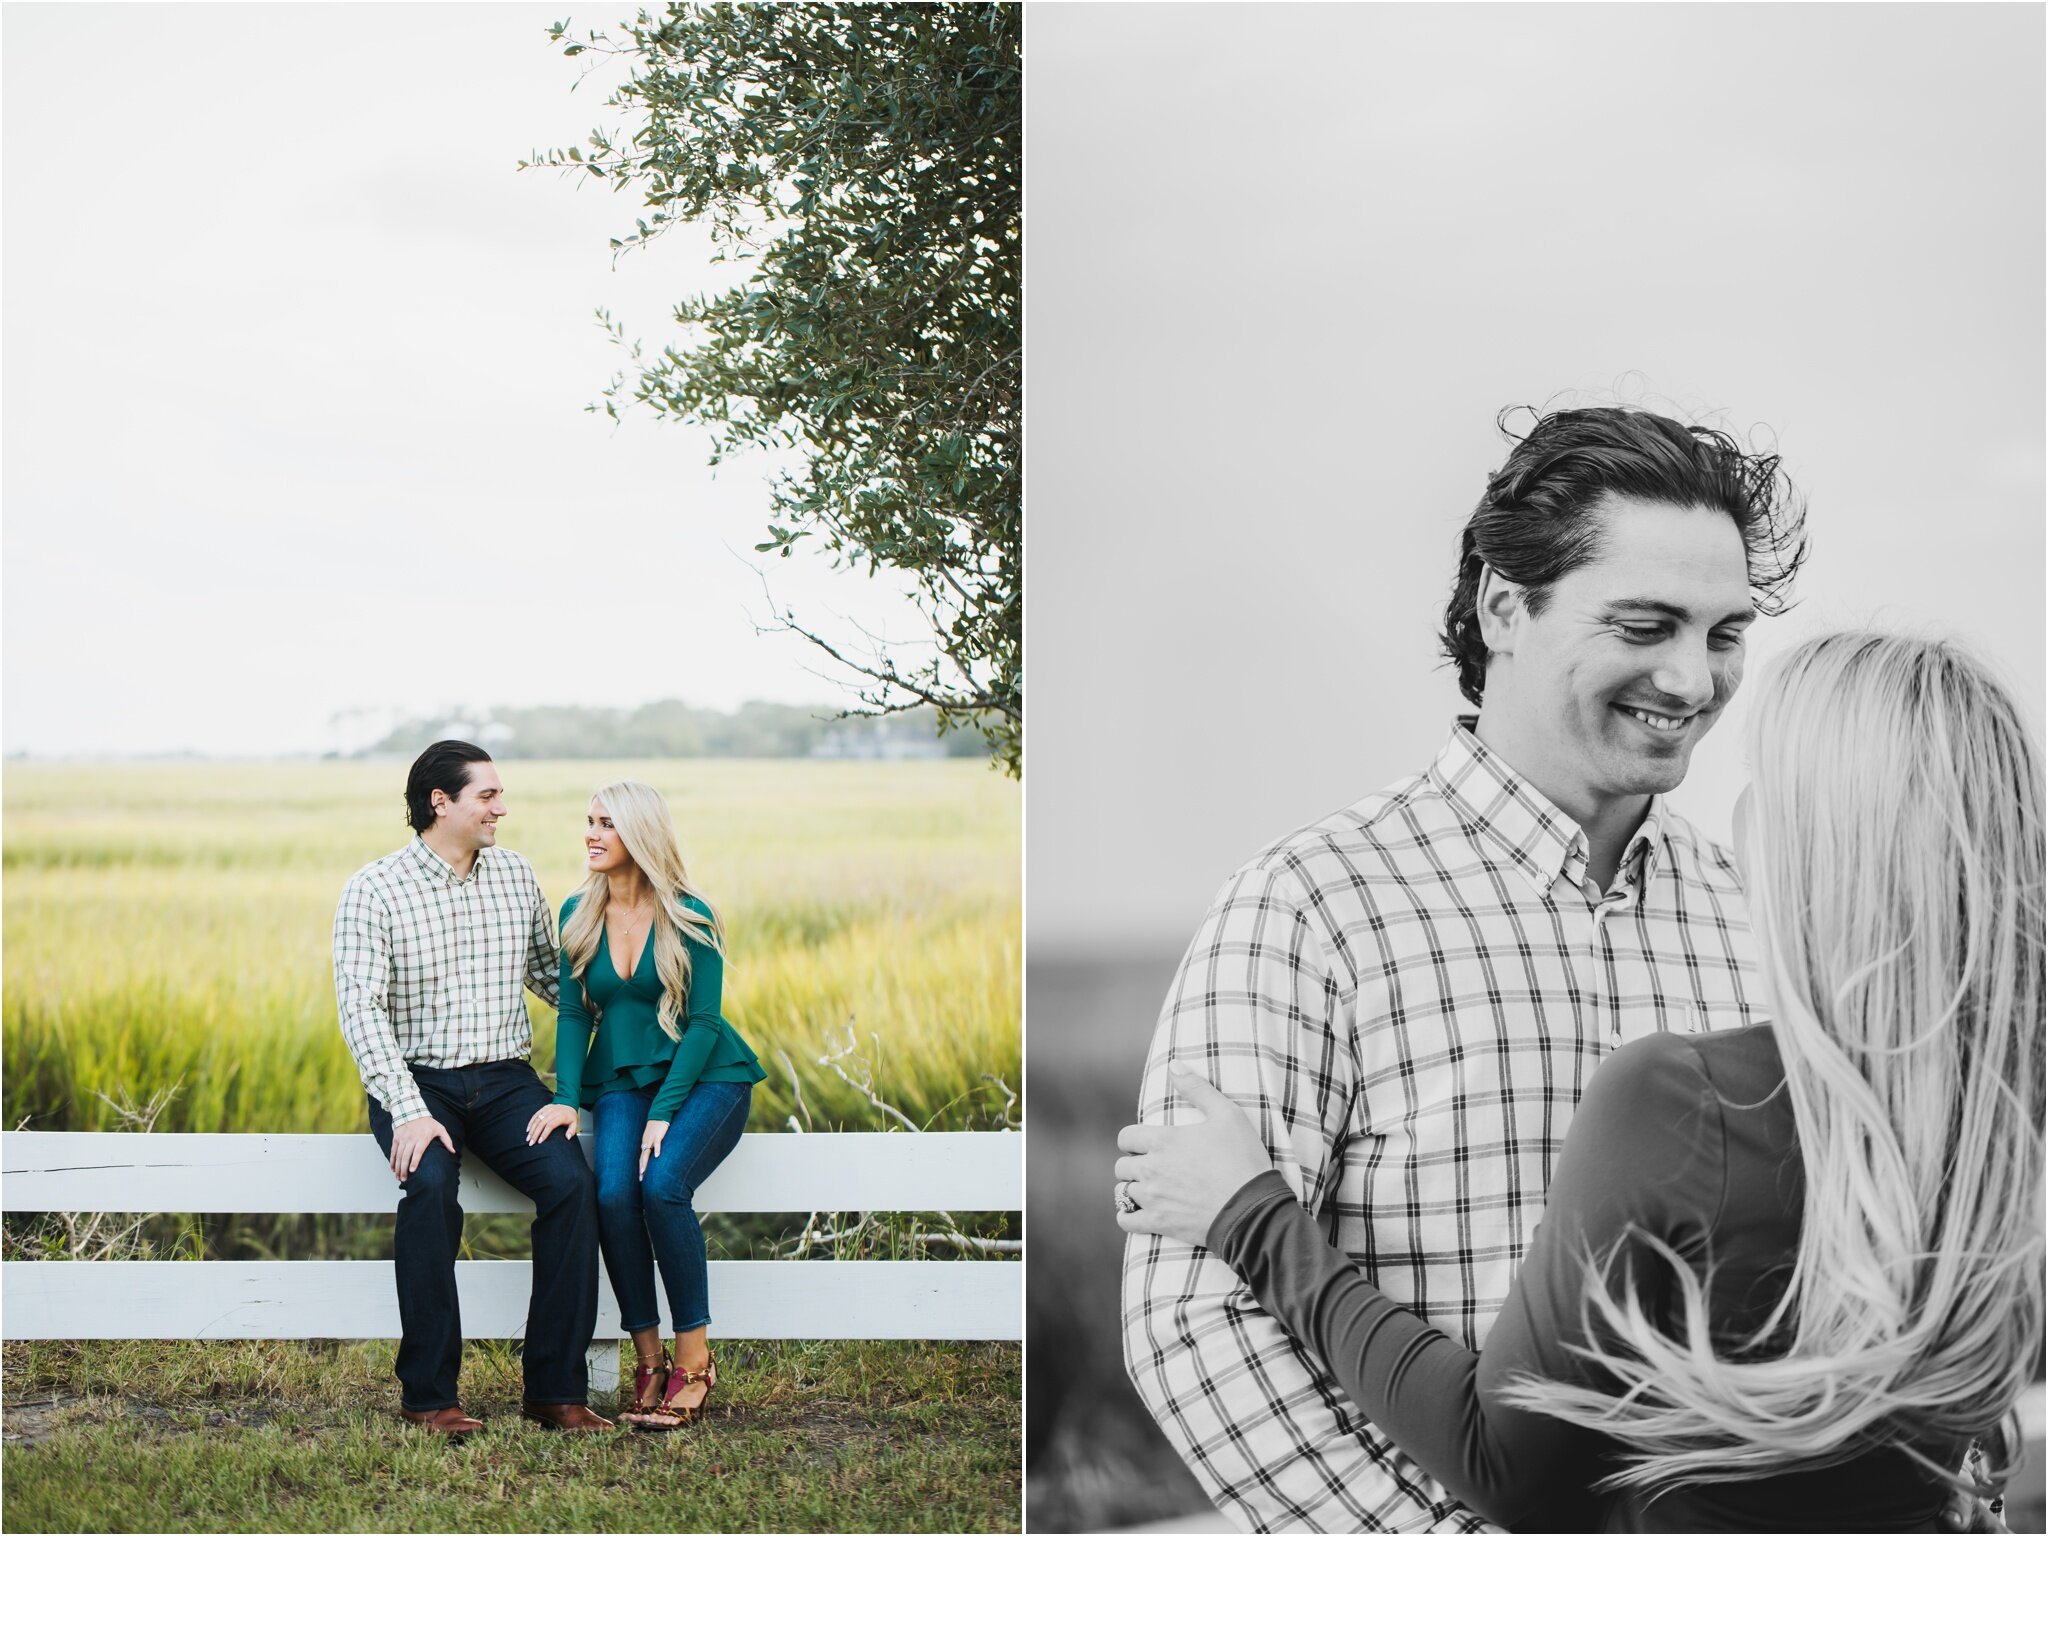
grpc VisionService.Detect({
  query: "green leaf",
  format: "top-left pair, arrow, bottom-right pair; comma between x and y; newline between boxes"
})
527,1 -> 1021,776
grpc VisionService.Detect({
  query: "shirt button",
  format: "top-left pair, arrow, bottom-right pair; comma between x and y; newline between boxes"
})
1609,1030 -> 1623,1050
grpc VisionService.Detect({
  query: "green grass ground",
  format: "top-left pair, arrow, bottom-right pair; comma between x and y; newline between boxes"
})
2,1338 -> 1020,1533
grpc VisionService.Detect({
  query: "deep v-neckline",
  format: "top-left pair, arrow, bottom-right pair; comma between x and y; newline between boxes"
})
606,913 -> 655,984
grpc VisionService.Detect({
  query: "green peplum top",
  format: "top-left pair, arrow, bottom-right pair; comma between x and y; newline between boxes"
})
552,892 -> 766,1123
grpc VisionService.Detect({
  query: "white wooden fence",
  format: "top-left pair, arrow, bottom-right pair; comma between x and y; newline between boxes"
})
2,1129 -> 1021,1396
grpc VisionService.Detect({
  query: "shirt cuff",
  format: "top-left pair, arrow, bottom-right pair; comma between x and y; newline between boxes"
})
1211,1169 -> 1298,1269
374,1079 -> 432,1129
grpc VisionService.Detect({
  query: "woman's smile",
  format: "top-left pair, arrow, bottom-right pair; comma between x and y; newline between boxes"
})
586,798 -> 629,869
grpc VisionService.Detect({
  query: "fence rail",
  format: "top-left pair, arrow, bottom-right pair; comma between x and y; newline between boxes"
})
2,1130 -> 1020,1215
2,1131 -> 1023,1386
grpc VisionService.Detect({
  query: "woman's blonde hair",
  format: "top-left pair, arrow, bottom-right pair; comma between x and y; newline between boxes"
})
1507,630 -> 2045,1493
560,780 -> 725,1041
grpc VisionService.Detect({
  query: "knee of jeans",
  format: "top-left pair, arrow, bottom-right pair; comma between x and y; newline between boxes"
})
642,1171 -> 696,1219
405,1147 -> 460,1205
524,1142 -> 592,1209
559,1154 -> 600,1210
594,1167 -> 640,1218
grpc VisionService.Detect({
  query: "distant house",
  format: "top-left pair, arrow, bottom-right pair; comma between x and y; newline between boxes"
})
810,722 -> 946,760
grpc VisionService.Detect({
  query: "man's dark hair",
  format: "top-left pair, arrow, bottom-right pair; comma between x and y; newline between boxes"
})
404,740 -> 493,833
1440,405 -> 1809,706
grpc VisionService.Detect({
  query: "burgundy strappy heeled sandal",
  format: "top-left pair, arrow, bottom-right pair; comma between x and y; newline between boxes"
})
625,1352 -> 716,1431
628,1348 -> 673,1416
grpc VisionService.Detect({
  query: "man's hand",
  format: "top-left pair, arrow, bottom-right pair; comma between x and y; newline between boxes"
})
525,1103 -> 581,1146
638,1120 -> 671,1180
1113,1072 -> 1275,1249
389,1115 -> 456,1181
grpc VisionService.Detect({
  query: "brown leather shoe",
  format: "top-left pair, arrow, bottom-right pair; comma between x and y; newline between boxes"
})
400,1405 -> 484,1437
521,1401 -> 615,1433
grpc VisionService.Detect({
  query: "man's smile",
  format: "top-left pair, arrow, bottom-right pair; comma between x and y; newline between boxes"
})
1618,704 -> 1699,736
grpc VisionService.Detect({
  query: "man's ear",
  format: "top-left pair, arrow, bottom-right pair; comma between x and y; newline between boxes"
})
1474,563 -> 1525,657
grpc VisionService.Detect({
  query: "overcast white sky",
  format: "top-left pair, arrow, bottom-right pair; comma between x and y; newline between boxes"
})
1027,1 -> 2046,953
2,1 -> 936,756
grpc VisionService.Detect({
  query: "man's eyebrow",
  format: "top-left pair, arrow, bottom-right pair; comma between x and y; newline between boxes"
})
1601,597 -> 1758,626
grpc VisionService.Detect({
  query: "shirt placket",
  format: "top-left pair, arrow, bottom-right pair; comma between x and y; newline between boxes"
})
455,871 -> 476,1068
1590,877 -> 1631,1054
1552,840 -> 1624,1058
1613,851 -> 1679,1044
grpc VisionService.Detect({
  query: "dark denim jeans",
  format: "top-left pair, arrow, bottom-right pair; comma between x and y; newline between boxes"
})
591,1080 -> 752,1334
367,1059 -> 599,1411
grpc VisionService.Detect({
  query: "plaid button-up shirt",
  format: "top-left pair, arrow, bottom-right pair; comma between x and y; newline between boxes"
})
1122,722 -> 1762,1533
332,837 -> 561,1127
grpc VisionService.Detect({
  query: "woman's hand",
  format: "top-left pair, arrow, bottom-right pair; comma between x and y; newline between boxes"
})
525,1103 -> 581,1146
1113,1072 -> 1275,1249
638,1119 -> 671,1180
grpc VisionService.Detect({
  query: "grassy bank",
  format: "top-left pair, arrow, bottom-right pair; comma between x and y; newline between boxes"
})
1025,953 -> 1214,1532
3,759 -> 1019,1135
2,1338 -> 1020,1533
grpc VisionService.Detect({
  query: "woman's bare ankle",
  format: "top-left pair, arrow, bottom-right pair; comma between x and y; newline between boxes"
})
674,1329 -> 711,1372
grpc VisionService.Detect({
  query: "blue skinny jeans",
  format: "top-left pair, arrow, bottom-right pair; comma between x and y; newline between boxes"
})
591,1080 -> 752,1335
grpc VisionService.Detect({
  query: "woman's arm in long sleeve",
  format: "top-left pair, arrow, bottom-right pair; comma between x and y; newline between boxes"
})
648,934 -> 726,1123
552,903 -> 591,1109
1212,1034 -> 1723,1532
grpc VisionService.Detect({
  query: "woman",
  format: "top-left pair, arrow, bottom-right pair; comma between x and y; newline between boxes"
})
1116,631 -> 2043,1530
526,779 -> 766,1429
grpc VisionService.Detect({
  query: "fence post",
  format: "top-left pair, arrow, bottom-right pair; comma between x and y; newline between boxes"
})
586,1340 -> 620,1402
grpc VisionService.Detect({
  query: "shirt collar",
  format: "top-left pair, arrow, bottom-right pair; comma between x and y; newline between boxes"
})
405,834 -> 482,887
1621,795 -> 1668,893
1430,718 -> 1667,899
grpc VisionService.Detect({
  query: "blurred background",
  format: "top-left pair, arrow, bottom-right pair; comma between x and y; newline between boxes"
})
1023,1 -> 2044,1532
0,2 -> 946,760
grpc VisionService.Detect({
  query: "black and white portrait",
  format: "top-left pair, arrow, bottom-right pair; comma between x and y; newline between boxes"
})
1025,0 -> 2044,1545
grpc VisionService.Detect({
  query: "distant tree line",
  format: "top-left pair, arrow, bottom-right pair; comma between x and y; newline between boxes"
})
358,701 -> 989,761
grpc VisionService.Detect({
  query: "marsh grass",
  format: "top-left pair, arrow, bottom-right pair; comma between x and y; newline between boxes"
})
1,1337 -> 1021,1532
2,761 -> 1020,1531
3,759 -> 1019,1135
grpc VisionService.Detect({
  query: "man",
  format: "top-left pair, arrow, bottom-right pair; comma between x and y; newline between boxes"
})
333,740 -> 609,1434
1121,405 -> 1808,1531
